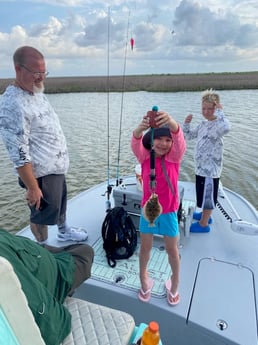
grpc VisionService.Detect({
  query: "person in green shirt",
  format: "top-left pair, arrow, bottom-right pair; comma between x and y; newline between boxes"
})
0,229 -> 94,345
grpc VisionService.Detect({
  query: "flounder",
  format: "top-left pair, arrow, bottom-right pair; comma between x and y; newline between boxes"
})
143,193 -> 162,227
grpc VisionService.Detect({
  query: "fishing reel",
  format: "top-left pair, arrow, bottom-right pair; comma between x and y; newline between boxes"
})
180,206 -> 194,238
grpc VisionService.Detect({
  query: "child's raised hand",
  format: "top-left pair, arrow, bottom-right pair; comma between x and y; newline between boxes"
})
155,111 -> 171,127
215,103 -> 223,109
133,115 -> 151,138
184,114 -> 193,123
141,114 -> 151,130
156,111 -> 178,132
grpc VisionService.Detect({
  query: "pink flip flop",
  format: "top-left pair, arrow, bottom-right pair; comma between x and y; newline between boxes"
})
165,279 -> 180,306
138,278 -> 154,302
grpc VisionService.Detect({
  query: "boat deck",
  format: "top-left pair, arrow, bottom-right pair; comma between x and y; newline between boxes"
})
18,177 -> 258,345
92,238 -> 170,298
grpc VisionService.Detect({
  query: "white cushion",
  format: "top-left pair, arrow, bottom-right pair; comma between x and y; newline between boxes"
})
0,255 -> 135,345
62,297 -> 135,345
0,256 -> 45,345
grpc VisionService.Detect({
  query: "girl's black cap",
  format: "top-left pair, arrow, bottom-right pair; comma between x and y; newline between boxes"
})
142,127 -> 171,150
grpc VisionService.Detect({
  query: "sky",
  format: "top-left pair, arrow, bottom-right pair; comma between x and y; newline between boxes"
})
1,0 -> 258,78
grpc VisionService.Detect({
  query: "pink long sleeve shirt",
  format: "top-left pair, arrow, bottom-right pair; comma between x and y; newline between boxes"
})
131,127 -> 186,213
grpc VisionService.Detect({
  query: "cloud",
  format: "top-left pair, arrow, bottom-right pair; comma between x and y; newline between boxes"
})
0,0 -> 258,77
29,16 -> 65,37
75,15 -> 125,48
173,0 -> 258,48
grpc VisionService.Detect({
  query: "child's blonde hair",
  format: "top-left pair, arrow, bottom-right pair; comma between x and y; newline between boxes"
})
202,89 -> 220,105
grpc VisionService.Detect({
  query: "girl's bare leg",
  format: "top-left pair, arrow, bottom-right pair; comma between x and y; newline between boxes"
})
139,233 -> 153,292
164,235 -> 180,295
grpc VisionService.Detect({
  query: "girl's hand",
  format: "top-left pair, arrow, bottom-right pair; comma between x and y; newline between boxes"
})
141,114 -> 151,130
155,111 -> 170,127
156,111 -> 178,132
133,115 -> 150,138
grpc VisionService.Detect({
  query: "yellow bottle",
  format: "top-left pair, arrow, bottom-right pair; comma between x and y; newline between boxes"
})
140,321 -> 160,345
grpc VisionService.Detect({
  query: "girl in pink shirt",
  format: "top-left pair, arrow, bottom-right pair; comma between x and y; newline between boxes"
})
131,109 -> 186,306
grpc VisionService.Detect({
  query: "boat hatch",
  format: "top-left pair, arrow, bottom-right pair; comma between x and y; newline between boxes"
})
187,257 -> 257,345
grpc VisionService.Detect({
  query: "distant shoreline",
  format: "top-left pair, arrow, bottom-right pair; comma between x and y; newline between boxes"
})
1,72 -> 258,94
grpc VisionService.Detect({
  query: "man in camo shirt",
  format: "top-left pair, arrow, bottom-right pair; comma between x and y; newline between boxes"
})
0,46 -> 88,243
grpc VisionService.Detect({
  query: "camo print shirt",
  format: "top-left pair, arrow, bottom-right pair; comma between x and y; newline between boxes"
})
0,85 -> 69,178
183,109 -> 231,178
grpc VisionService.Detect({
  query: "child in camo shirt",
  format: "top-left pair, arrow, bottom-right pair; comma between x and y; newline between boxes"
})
183,89 -> 231,233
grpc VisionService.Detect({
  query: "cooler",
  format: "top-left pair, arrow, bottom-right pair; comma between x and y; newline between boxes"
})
112,182 -> 184,230
113,182 -> 142,229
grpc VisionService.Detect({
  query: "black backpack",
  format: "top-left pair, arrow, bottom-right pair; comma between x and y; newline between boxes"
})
101,207 -> 137,268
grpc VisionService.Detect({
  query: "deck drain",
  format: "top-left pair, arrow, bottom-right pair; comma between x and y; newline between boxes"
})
216,319 -> 228,331
114,274 -> 126,284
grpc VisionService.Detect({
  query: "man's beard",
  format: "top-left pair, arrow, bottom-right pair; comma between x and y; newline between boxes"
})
33,82 -> 45,94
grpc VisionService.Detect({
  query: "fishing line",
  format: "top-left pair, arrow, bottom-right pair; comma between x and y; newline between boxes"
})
115,10 -> 131,186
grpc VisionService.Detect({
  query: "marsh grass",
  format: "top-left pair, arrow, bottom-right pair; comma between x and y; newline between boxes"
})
1,72 -> 258,94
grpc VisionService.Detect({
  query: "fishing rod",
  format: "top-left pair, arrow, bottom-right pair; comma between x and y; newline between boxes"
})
115,10 -> 131,187
142,105 -> 163,226
148,105 -> 159,192
105,9 -> 131,209
105,6 -> 112,210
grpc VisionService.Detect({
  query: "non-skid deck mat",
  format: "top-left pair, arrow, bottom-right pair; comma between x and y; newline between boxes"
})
92,237 -> 171,298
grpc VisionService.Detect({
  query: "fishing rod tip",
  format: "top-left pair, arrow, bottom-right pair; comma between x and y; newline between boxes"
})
152,105 -> 158,112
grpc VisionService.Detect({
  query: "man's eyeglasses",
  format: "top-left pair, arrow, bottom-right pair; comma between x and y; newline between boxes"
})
20,64 -> 49,78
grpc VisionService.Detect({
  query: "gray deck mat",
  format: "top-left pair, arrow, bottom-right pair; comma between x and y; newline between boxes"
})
92,238 -> 171,298
92,199 -> 195,297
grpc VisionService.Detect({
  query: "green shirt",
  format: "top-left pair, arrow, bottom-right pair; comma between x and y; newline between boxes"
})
0,229 -> 75,345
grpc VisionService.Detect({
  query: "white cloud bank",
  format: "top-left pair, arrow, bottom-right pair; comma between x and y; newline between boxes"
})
0,0 -> 258,77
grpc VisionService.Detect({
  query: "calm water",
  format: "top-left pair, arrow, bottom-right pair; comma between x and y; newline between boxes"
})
0,90 -> 257,233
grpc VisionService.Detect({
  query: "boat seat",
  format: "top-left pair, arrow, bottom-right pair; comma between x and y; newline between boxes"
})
0,256 -> 45,345
0,256 -> 135,345
62,297 -> 135,345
